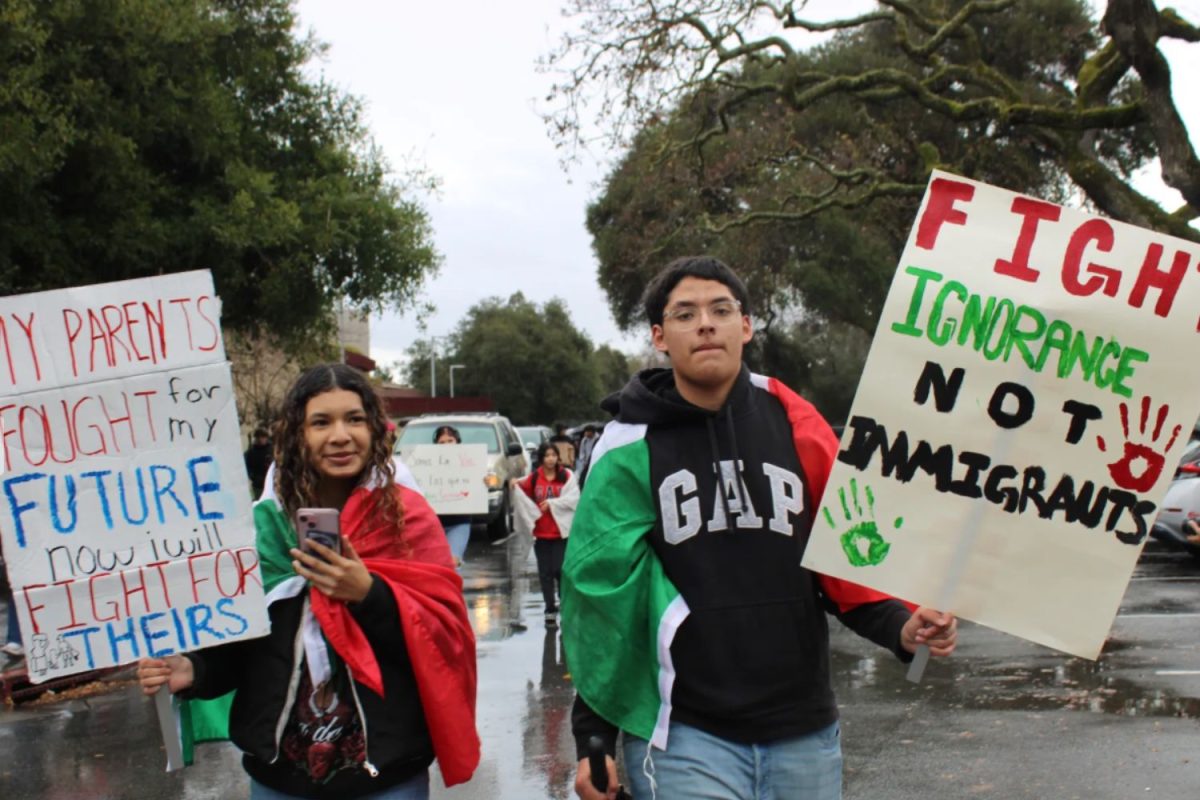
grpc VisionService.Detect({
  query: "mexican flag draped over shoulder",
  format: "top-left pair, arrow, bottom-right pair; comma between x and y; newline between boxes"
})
561,374 -> 895,750
182,479 -> 480,787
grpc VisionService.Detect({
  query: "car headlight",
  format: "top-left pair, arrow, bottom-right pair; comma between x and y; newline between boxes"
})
484,471 -> 501,489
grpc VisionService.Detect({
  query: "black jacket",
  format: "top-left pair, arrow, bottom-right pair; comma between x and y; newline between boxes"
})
185,577 -> 433,799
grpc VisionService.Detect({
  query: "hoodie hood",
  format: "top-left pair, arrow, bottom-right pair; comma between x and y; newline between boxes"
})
600,365 -> 754,426
602,365 -> 755,521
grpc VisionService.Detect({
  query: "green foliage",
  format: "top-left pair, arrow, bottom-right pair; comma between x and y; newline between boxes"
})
593,345 -> 634,400
404,294 -> 634,424
0,0 -> 438,349
371,360 -> 402,385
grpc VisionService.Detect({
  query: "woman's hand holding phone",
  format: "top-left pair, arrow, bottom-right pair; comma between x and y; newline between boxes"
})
290,536 -> 373,603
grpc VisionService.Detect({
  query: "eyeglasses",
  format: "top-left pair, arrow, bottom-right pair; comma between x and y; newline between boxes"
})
661,299 -> 743,331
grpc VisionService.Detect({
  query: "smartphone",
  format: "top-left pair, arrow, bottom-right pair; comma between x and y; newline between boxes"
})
296,508 -> 342,557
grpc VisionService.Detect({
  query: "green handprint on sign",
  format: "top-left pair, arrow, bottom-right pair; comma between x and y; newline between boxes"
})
821,478 -> 903,567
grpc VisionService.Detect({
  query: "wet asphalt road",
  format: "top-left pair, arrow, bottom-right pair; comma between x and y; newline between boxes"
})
1,534 -> 1197,799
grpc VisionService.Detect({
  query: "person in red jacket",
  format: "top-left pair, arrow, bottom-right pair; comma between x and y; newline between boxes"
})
513,442 -> 573,620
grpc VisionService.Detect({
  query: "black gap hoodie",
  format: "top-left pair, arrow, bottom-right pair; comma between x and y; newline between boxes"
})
573,366 -> 912,757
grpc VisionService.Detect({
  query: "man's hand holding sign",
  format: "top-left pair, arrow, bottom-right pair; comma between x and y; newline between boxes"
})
803,171 -> 1200,666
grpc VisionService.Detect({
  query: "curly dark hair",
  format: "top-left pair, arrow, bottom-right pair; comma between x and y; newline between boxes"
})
272,363 -> 401,533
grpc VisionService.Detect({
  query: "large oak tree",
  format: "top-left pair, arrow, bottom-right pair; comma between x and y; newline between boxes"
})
544,0 -> 1198,420
546,0 -> 1196,234
405,294 -> 631,425
0,0 -> 439,349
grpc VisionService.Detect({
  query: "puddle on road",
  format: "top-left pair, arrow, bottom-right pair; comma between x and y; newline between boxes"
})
832,649 -> 1200,719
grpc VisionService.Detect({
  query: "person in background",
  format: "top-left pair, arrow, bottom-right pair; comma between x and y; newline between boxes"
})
244,427 -> 273,498
433,425 -> 473,567
512,442 -> 575,621
1186,518 -> 1200,545
575,424 -> 600,486
549,424 -> 576,470
138,363 -> 479,799
565,257 -> 957,800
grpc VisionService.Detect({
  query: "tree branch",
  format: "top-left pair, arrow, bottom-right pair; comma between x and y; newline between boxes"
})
705,179 -> 925,233
1103,0 -> 1200,211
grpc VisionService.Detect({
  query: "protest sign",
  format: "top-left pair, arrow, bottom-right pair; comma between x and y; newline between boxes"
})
0,271 -> 268,683
402,444 -> 489,515
801,171 -> 1200,660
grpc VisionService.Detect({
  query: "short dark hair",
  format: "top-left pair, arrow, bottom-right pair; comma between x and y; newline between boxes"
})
642,256 -> 751,326
534,441 -> 566,479
433,425 -> 461,443
253,427 -> 269,439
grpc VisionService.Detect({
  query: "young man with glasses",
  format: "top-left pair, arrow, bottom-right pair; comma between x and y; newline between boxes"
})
563,257 -> 957,800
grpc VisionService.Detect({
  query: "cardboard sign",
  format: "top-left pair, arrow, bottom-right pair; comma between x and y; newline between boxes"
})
801,171 -> 1200,660
0,271 -> 268,682
401,444 -> 489,515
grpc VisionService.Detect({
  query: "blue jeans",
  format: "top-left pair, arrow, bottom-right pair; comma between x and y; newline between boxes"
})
622,720 -> 842,800
442,522 -> 471,564
249,771 -> 429,800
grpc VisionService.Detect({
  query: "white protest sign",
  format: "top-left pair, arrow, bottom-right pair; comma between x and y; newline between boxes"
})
0,271 -> 268,683
402,444 -> 489,515
801,171 -> 1200,660
0,270 -> 223,393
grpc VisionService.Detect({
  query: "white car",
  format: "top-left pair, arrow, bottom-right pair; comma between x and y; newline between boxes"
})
395,413 -> 529,539
1150,475 -> 1200,561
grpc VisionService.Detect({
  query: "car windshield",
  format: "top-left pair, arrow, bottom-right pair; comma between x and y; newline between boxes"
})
516,427 -> 543,447
398,421 -> 501,454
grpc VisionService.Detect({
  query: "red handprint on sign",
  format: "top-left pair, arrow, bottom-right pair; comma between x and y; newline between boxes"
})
1096,396 -> 1182,492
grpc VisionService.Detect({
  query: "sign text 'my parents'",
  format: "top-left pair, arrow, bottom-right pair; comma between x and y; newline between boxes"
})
0,272 -> 267,682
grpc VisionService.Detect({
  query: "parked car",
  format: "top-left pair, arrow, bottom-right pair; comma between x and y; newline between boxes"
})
395,413 -> 528,540
1172,439 -> 1200,479
1149,428 -> 1200,561
1150,476 -> 1200,561
515,425 -> 553,471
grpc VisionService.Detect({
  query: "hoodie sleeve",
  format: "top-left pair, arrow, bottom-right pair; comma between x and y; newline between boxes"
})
827,597 -> 915,662
572,693 -> 620,760
184,636 -> 256,699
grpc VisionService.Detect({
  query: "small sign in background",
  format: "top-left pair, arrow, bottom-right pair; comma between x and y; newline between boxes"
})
402,444 -> 489,515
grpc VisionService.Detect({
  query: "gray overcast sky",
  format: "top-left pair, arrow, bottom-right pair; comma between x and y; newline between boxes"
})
295,0 -> 639,369
294,0 -> 1199,370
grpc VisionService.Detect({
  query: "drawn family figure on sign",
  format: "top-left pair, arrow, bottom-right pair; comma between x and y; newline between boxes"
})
803,171 -> 1200,660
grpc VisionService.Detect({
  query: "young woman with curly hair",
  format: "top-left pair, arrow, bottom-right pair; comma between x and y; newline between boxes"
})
138,364 -> 479,799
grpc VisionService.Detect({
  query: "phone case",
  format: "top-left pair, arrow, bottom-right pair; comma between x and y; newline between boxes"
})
296,507 -> 341,555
